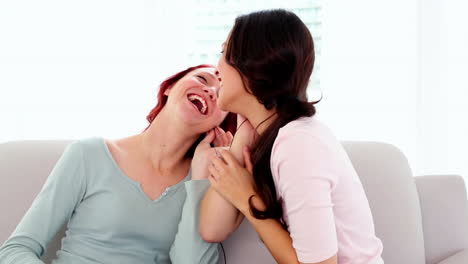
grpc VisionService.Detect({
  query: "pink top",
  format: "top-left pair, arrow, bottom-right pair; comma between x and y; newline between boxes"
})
271,116 -> 384,264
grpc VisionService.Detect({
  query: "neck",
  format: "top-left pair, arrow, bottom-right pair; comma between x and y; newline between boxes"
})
242,103 -> 278,136
137,109 -> 198,175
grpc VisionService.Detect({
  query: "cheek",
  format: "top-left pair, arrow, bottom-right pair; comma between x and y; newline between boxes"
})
219,74 -> 240,100
217,58 -> 231,86
217,88 -> 231,111
217,55 -> 226,72
167,80 -> 192,102
217,60 -> 245,110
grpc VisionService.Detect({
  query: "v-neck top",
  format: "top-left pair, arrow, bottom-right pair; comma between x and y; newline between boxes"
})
0,137 -> 220,264
100,137 -> 188,204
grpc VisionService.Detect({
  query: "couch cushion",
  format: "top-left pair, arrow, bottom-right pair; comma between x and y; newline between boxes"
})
342,141 -> 426,264
415,175 -> 468,264
1,140 -> 426,264
437,249 -> 468,264
219,219 -> 275,264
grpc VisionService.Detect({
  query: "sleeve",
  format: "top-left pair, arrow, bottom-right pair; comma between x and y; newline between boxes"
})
0,141 -> 87,264
169,179 -> 220,264
271,131 -> 339,263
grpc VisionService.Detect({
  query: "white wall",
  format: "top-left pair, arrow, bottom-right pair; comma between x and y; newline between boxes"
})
320,0 -> 468,178
320,0 -> 420,170
442,1 -> 468,179
0,0 -> 191,142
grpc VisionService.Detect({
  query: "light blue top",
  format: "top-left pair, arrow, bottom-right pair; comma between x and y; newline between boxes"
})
0,137 -> 219,264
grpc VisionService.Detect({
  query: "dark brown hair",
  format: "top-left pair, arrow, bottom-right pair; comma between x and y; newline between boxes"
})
225,9 -> 320,228
144,64 -> 237,158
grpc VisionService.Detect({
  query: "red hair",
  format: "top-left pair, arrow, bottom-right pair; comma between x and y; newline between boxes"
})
143,64 -> 237,157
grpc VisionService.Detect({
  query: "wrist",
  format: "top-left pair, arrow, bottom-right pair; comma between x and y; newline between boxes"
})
240,192 -> 266,216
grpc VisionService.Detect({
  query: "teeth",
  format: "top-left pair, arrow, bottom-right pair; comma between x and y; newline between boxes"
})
188,94 -> 207,114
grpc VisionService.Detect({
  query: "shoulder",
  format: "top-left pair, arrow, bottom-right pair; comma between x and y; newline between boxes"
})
68,136 -> 112,158
62,137 -> 108,169
273,116 -> 339,154
270,117 -> 342,193
72,136 -> 105,151
279,116 -> 334,137
270,116 -> 344,182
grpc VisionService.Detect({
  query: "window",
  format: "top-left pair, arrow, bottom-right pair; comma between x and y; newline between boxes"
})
0,0 -> 323,142
147,0 -> 321,97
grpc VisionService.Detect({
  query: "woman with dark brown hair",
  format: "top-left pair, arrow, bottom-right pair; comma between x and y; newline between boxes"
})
200,9 -> 384,264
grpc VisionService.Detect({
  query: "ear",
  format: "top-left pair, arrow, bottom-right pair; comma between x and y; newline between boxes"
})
164,87 -> 172,96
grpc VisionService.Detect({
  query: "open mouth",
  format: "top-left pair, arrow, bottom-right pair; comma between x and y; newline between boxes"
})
187,93 -> 208,115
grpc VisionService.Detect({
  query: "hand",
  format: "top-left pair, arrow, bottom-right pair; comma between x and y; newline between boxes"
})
212,126 -> 233,147
191,127 -> 232,180
208,146 -> 259,213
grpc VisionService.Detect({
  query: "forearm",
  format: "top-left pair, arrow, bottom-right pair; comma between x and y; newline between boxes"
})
200,188 -> 243,242
240,198 -> 300,264
199,123 -> 249,242
169,180 -> 219,264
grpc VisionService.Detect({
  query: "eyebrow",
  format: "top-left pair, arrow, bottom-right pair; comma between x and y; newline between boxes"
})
200,72 -> 219,83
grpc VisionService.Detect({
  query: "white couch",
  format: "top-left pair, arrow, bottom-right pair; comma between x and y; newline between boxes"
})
1,140 -> 467,264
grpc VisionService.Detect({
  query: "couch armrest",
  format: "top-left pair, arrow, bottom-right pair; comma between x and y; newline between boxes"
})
437,249 -> 468,264
415,175 -> 468,264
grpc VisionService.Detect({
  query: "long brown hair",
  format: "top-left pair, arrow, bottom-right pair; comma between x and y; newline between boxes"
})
225,9 -> 320,227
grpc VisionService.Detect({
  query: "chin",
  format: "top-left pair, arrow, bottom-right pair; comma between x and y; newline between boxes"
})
179,108 -> 202,123
178,107 -> 213,131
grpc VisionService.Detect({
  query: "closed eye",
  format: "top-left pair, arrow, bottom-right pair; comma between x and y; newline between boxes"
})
197,75 -> 208,84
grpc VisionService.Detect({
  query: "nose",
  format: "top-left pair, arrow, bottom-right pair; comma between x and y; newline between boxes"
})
203,86 -> 218,101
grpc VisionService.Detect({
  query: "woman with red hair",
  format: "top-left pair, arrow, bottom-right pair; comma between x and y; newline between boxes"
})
0,64 -> 236,264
